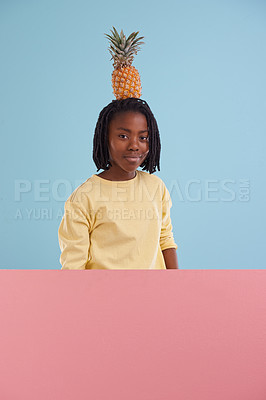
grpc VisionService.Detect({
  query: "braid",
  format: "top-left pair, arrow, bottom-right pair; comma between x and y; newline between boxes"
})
93,98 -> 161,174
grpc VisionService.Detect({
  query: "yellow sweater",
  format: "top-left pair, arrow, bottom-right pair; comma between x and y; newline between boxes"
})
58,170 -> 177,270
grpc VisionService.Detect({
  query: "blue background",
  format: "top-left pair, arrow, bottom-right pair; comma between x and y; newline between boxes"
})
1,0 -> 265,269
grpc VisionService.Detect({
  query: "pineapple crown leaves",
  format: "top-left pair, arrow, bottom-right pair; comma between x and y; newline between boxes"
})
104,26 -> 145,68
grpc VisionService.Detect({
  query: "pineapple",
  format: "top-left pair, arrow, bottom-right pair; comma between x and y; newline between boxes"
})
105,27 -> 144,100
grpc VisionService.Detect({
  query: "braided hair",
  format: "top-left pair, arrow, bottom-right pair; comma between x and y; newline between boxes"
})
93,98 -> 161,174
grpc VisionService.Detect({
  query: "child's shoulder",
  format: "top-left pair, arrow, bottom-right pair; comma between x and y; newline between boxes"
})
138,170 -> 165,186
66,175 -> 96,203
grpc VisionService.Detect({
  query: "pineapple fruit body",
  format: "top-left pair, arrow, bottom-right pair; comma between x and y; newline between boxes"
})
112,66 -> 141,100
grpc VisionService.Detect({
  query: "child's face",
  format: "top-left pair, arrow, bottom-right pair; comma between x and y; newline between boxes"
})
107,111 -> 149,177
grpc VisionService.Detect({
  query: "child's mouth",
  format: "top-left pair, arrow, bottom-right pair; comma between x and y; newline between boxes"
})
124,156 -> 142,163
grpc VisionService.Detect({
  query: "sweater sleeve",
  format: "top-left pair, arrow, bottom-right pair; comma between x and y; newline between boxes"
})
160,183 -> 178,252
58,200 -> 91,270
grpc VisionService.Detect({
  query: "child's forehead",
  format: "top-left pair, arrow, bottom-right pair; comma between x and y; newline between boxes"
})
109,111 -> 147,124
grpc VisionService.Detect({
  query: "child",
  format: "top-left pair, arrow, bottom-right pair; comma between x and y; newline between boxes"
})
58,97 -> 178,269
58,28 -> 178,269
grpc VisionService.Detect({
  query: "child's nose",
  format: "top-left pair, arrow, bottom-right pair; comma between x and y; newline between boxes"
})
128,137 -> 139,151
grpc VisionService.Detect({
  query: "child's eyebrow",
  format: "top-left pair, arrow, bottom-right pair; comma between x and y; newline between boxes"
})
116,127 -> 148,134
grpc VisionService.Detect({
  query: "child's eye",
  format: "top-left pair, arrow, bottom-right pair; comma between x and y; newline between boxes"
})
140,136 -> 149,141
118,134 -> 128,139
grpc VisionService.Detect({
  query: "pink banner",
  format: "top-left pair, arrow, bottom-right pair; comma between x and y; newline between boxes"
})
0,270 -> 266,400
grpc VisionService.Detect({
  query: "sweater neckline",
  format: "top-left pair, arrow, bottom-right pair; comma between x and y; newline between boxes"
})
92,170 -> 139,185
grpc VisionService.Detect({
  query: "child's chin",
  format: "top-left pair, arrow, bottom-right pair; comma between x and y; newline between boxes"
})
123,164 -> 141,172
